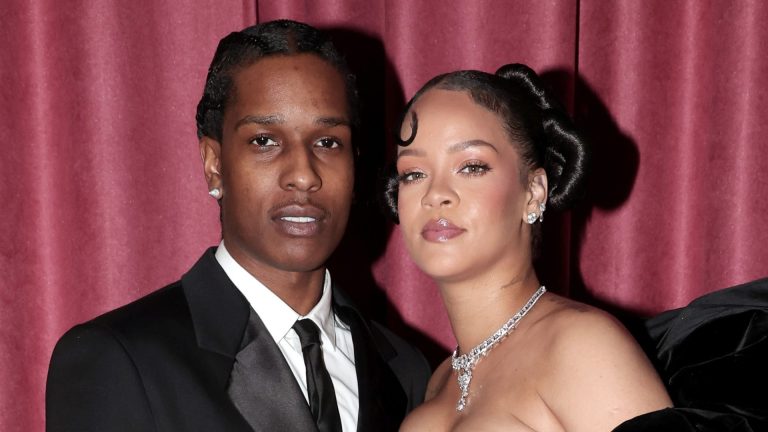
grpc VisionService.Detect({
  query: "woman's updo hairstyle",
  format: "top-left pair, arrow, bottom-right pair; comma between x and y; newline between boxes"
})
383,63 -> 589,223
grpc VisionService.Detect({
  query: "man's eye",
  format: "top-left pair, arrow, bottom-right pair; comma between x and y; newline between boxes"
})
315,138 -> 340,149
251,136 -> 278,146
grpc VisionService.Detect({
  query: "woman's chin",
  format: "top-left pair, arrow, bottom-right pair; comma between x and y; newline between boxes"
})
415,260 -> 476,285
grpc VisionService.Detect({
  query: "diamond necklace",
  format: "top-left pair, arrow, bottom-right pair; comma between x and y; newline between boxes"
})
450,285 -> 547,412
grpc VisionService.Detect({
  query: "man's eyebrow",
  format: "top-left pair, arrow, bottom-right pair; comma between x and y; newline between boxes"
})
447,140 -> 499,154
234,115 -> 350,129
235,115 -> 284,129
315,116 -> 351,127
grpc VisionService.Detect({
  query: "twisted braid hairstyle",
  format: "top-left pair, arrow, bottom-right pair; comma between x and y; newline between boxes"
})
383,63 -> 589,223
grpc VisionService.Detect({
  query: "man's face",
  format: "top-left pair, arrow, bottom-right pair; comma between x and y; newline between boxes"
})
202,54 -> 354,276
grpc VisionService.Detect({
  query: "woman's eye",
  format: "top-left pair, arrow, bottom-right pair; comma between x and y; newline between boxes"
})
315,137 -> 340,149
250,136 -> 278,147
398,171 -> 425,184
458,162 -> 490,176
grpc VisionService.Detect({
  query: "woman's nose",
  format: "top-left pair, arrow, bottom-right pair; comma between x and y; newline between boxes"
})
421,176 -> 458,208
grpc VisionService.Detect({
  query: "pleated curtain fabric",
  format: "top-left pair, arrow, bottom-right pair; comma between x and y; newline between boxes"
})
3,1 -> 768,431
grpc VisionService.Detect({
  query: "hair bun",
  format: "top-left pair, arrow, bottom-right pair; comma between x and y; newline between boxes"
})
497,63 -> 589,210
541,108 -> 589,209
496,64 -> 552,110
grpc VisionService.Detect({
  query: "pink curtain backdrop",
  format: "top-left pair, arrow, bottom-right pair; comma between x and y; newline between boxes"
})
3,1 -> 767,430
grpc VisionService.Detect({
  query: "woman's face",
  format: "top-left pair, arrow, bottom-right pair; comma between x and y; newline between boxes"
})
396,89 -> 540,283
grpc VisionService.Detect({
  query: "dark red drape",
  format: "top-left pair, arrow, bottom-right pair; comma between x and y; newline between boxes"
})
3,1 -> 767,431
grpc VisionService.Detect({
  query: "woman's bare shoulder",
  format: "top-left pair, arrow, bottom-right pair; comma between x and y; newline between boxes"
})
536,294 -> 651,376
542,294 -> 626,336
522,294 -> 625,351
533,294 -> 672,432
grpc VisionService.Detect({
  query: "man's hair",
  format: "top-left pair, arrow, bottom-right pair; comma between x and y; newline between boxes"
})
195,19 -> 359,141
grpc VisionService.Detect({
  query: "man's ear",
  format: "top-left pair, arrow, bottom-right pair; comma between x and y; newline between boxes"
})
523,168 -> 548,221
200,136 -> 223,192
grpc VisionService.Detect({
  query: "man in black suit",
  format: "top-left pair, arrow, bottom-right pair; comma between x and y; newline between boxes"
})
46,20 -> 430,431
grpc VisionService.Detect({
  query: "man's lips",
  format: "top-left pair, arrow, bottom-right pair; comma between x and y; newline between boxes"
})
279,216 -> 317,223
271,203 -> 328,236
421,218 -> 466,242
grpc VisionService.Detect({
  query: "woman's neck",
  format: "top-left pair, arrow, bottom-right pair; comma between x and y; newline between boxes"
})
439,265 -> 541,355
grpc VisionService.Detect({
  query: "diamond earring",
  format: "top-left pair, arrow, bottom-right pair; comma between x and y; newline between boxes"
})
538,203 -> 546,223
526,212 -> 538,224
208,188 -> 221,199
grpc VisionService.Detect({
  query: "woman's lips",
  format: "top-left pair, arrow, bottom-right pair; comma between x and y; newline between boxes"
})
421,218 -> 466,242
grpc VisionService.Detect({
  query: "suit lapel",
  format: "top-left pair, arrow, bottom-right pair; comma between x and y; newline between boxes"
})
333,288 -> 407,432
227,309 -> 317,431
182,248 -> 316,431
182,248 -> 249,387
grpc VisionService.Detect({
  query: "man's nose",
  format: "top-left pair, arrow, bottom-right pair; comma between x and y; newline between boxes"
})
279,145 -> 322,192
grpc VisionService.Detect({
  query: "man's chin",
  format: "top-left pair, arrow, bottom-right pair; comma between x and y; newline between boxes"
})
268,248 -> 334,274
273,259 -> 327,274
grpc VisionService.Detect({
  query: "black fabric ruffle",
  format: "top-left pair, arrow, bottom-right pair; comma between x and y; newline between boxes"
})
613,277 -> 768,431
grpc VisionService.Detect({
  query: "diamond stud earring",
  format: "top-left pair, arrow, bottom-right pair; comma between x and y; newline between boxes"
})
526,212 -> 538,224
208,188 -> 221,199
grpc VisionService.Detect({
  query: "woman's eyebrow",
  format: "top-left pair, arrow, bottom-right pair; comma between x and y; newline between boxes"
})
397,139 -> 498,160
447,139 -> 498,153
397,147 -> 425,160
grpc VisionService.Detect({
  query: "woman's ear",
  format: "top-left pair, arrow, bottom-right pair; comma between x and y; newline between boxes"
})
523,168 -> 548,223
200,137 -> 223,195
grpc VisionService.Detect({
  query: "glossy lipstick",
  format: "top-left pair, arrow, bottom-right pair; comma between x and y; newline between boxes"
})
421,218 -> 466,242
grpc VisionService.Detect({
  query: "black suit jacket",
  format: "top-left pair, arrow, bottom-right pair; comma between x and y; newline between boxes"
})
46,248 -> 430,431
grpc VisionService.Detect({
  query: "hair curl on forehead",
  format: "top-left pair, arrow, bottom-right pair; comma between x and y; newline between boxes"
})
384,63 -> 589,223
195,19 -> 359,142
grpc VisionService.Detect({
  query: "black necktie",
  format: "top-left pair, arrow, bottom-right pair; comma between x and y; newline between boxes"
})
293,319 -> 343,432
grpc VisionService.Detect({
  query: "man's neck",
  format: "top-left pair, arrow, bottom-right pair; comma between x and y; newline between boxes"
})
221,243 -> 326,316
252,268 -> 325,316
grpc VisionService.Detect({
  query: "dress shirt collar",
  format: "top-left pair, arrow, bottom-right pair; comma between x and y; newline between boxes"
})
214,241 -> 338,348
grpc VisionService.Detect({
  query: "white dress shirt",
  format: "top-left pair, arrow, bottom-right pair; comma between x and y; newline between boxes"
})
215,241 -> 358,432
